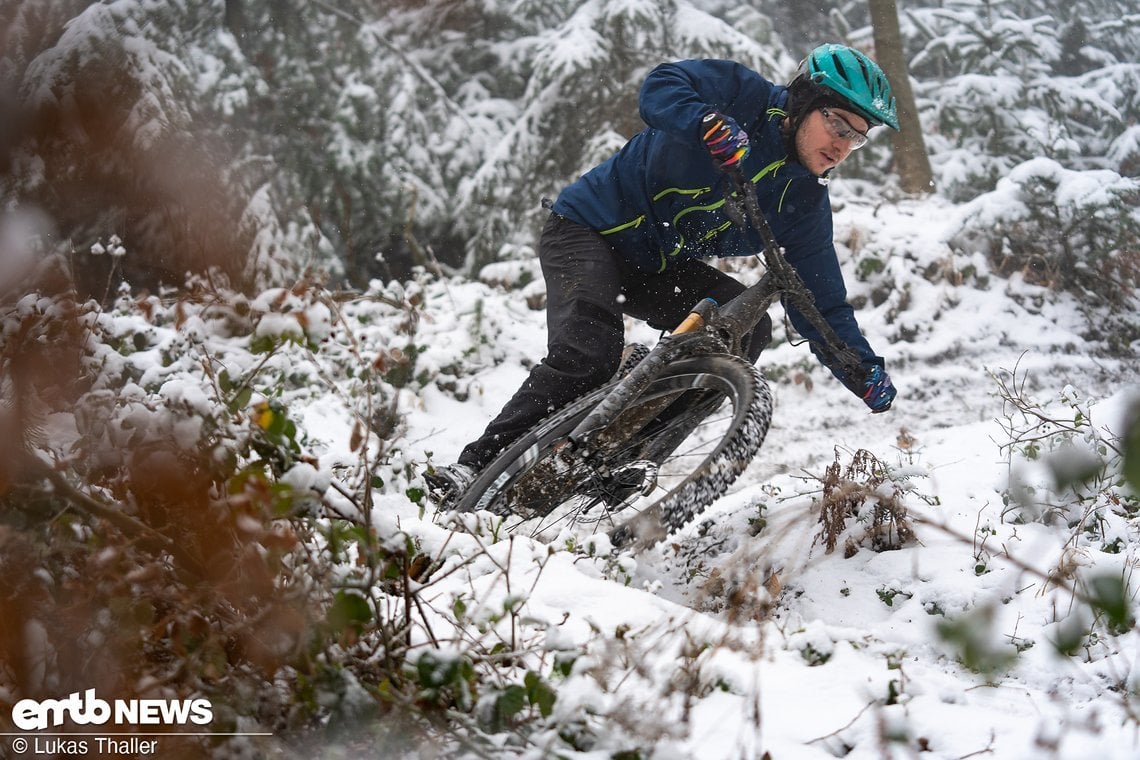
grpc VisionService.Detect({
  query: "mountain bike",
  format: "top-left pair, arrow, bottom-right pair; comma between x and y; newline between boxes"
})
451,169 -> 869,552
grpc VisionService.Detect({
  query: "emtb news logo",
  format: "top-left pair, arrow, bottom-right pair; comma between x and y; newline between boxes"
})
11,689 -> 213,730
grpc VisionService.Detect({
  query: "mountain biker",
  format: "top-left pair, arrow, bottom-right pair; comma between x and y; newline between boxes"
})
428,43 -> 899,500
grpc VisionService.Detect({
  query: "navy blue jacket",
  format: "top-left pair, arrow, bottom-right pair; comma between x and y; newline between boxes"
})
552,59 -> 884,380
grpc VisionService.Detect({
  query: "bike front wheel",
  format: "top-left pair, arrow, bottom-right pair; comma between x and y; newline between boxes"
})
452,354 -> 773,552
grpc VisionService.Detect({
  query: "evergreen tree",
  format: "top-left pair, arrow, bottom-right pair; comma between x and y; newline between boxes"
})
1,0 -> 318,296
212,0 -> 535,284
905,0 -> 1139,200
7,0 -> 1131,294
454,0 -> 792,271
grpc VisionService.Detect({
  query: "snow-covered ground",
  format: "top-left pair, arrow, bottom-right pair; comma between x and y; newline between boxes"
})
20,179 -> 1129,758
283,185 -> 1140,758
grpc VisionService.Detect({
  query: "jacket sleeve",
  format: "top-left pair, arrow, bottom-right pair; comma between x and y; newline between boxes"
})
780,211 -> 884,390
638,60 -> 774,143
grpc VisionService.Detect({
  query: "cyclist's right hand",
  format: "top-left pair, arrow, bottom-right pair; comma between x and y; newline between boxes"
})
862,365 -> 896,413
701,112 -> 750,168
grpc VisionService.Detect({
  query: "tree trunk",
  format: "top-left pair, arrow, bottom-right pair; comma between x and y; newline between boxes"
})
868,0 -> 935,195
224,0 -> 245,39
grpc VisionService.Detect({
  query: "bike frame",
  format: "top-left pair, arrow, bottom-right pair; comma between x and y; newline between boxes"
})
567,169 -> 867,453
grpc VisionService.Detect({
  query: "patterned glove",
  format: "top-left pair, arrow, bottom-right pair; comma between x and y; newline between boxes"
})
862,365 -> 896,413
701,112 -> 750,168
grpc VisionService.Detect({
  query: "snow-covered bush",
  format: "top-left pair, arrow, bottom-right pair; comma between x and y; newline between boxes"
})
947,157 -> 1140,351
0,270 -> 616,755
994,372 -> 1139,551
0,284 -> 372,747
907,0 -> 1140,202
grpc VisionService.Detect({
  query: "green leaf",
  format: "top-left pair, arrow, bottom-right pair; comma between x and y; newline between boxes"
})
266,409 -> 286,435
935,604 -> 1018,674
328,590 -> 373,634
228,386 -> 253,413
525,671 -> 557,717
1046,445 -> 1104,490
251,334 -> 280,354
495,685 -> 527,722
1123,402 -> 1140,493
554,654 -> 576,678
416,653 -> 444,687
1050,613 -> 1088,657
1087,574 -> 1132,631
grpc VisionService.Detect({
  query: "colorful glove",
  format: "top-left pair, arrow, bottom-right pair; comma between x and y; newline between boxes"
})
701,112 -> 750,168
862,365 -> 896,413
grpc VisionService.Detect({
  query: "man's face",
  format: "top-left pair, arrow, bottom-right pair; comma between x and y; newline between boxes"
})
794,107 -> 871,176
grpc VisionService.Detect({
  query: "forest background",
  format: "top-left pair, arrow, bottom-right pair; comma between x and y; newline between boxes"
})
3,0 -> 1136,295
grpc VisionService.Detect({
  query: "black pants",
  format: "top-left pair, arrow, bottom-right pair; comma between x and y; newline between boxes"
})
457,214 -> 772,470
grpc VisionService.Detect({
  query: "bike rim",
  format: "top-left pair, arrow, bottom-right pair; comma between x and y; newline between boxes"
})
492,371 -> 749,543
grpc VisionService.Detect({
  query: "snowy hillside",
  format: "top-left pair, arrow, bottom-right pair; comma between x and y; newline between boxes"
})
285,185 -> 1140,758
4,169 -> 1136,760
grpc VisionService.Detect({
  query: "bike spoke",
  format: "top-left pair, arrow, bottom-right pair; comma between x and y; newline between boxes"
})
457,355 -> 772,552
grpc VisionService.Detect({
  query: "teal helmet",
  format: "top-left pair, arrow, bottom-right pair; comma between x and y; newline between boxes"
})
804,43 -> 899,130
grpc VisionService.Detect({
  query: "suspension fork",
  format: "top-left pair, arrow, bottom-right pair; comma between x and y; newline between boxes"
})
566,327 -> 722,453
715,273 -> 779,353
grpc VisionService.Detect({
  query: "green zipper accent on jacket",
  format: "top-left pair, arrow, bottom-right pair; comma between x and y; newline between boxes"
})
778,178 -> 793,213
611,133 -> 792,268
749,157 -> 786,184
674,200 -> 728,226
599,215 -> 646,235
652,185 -> 712,202
656,241 -> 684,273
703,220 -> 734,240
652,200 -> 729,271
603,186 -> 712,236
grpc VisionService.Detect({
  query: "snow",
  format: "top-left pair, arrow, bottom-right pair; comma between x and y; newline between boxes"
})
5,3 -> 1139,756
255,169 -> 1140,757
8,189 -> 1138,760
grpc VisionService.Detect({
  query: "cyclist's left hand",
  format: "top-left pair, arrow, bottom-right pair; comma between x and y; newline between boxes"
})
862,365 -> 896,413
701,112 -> 750,168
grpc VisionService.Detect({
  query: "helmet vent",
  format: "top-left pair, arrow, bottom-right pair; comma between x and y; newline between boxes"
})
831,52 -> 849,84
856,57 -> 872,89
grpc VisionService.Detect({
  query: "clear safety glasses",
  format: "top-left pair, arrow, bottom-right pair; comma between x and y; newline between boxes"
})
820,107 -> 870,149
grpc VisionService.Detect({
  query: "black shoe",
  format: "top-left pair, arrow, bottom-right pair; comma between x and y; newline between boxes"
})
425,463 -> 478,505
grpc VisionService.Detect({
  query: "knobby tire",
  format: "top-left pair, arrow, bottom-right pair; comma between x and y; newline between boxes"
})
452,353 -> 773,552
